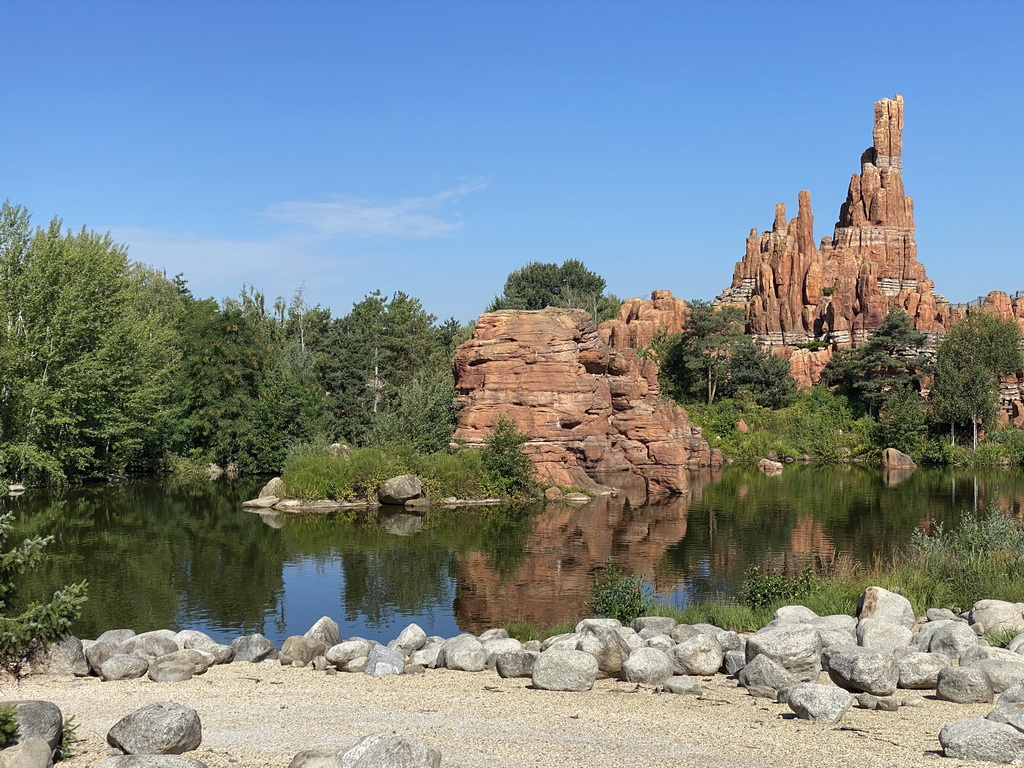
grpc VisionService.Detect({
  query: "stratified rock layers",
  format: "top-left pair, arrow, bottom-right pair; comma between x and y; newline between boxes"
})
722,95 -> 952,349
452,308 -> 719,493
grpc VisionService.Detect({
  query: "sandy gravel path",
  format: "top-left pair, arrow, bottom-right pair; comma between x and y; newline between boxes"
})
0,664 -> 1004,768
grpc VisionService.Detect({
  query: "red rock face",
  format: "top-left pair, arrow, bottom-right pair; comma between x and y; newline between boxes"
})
598,290 -> 688,350
452,308 -> 720,494
720,95 -> 957,348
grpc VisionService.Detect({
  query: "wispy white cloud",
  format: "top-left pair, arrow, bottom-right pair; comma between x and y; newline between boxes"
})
264,178 -> 490,239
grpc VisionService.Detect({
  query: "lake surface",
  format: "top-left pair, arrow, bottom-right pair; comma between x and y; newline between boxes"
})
5,465 -> 1024,646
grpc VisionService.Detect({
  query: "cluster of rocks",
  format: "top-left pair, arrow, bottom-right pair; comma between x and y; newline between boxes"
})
0,696 -> 438,768
26,587 -> 1024,764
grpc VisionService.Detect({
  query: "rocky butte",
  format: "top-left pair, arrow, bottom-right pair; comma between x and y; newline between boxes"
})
451,307 -> 720,494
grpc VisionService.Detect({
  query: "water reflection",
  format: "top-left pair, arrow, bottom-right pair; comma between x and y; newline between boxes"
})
4,465 -> 1024,645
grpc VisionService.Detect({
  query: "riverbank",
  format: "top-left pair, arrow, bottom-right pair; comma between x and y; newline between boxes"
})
5,661 -> 996,768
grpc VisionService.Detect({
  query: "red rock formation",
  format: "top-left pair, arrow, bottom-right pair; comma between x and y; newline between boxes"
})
719,95 -> 957,350
452,308 -> 720,493
598,290 -> 687,350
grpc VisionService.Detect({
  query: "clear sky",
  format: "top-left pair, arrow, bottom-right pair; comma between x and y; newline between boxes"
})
3,1 -> 1022,323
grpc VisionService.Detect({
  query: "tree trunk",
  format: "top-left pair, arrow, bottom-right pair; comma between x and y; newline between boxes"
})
972,416 -> 978,450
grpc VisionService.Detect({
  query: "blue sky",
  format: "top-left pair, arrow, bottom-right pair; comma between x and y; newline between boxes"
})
3,2 -> 1022,322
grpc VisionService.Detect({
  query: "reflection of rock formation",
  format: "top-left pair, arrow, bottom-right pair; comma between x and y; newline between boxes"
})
789,517 -> 835,560
452,308 -> 719,494
452,470 -> 717,632
378,512 -> 424,537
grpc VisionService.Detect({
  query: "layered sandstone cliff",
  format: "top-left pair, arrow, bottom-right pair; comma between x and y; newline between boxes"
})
452,308 -> 720,494
598,290 -> 687,350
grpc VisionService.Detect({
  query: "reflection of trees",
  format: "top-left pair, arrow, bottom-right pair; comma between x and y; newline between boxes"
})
6,477 -> 285,639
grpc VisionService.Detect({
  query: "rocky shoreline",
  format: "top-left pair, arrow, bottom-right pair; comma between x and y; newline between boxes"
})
5,586 -> 1024,766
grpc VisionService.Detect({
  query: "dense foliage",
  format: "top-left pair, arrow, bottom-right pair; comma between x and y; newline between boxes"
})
488,259 -> 622,324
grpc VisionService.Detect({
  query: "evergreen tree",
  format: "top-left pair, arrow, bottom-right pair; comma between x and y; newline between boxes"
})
488,259 -> 622,324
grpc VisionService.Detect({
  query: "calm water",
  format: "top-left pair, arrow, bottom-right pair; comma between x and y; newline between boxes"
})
4,465 -> 1024,646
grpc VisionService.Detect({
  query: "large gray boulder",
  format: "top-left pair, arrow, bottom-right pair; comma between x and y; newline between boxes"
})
576,621 -> 630,675
148,660 -> 196,683
988,690 -> 1024,731
100,654 -> 150,681
663,676 -> 703,695
304,617 -> 342,649
365,645 -> 404,676
155,650 -> 213,675
745,624 -> 821,681
671,633 -> 723,676
0,736 -> 56,768
388,624 -> 427,656
632,616 -> 676,634
0,700 -> 63,754
541,632 -> 580,651
377,475 -> 422,505
482,638 -> 523,666
409,641 -> 444,669
896,650 -> 950,689
826,648 -> 898,696
531,649 -> 599,692
439,635 -> 487,672
737,653 -> 798,693
939,718 -> 1024,763
927,620 -> 980,659
857,586 -> 914,630
339,734 -> 441,768
856,619 -> 911,651
280,636 -> 327,667
620,647 -> 674,686
936,666 -> 994,704
230,634 -> 278,663
97,629 -> 137,647
787,683 -> 852,723
122,632 -> 179,660
773,605 -> 818,624
966,659 -> 1024,694
174,630 -> 214,649
40,636 -> 89,676
259,476 -> 285,499
971,599 -> 1024,635
326,639 -> 373,670
287,751 -> 344,768
98,757 -> 209,767
86,641 -> 123,674
107,702 -> 202,756
495,649 -> 538,679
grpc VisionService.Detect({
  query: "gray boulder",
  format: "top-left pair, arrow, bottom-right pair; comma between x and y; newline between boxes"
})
971,599 -> 1024,635
737,653 -> 798,693
304,617 -> 342,648
409,642 -> 444,669
644,634 -> 674,651
620,647 -> 674,686
377,475 -> 422,505
174,630 -> 215,649
670,625 -> 701,644
97,629 -> 136,647
478,628 -> 509,641
439,635 -> 487,672
40,636 -> 89,676
148,660 -> 196,683
0,736 -> 55,768
531,649 -> 599,692
287,751 -> 343,768
0,700 -> 63,754
100,654 -> 150,681
927,608 -> 961,622
107,702 -> 202,756
339,734 -> 440,768
939,718 -> 1024,763
259,476 -> 285,498
495,649 -> 538,679
388,624 -> 427,656
936,666 -> 994,704
365,645 -> 404,676
787,683 -> 852,723
632,616 -> 676,634
97,757 -> 209,767
541,632 -> 580,651
122,632 -> 178,660
988,691 -> 1024,731
927,620 -> 980,659
326,639 -> 373,670
230,634 -> 278,663
896,650 -> 950,689
663,676 -> 703,695
810,614 -> 857,635
745,624 -> 821,681
857,586 -> 914,629
826,647 -> 898,696
576,621 -> 630,675
773,605 -> 818,624
723,650 -> 746,676
671,633 -> 723,676
856,619 -> 911,651
85,641 -> 122,674
280,636 -> 327,667
967,659 -> 1024,693
155,649 -> 213,675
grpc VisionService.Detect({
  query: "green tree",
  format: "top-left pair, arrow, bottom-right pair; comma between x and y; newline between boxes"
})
482,416 -> 536,497
822,307 -> 929,416
660,301 -> 746,406
931,312 -> 1024,449
724,336 -> 798,409
873,384 -> 927,454
488,259 -> 622,324
0,512 -> 87,671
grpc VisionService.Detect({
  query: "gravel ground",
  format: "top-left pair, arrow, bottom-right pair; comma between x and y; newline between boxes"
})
0,664 -> 1005,768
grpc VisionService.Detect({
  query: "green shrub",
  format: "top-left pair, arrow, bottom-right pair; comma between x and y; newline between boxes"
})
588,560 -> 653,624
56,715 -> 78,761
740,564 -> 815,609
0,705 -> 17,748
482,417 -> 537,498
